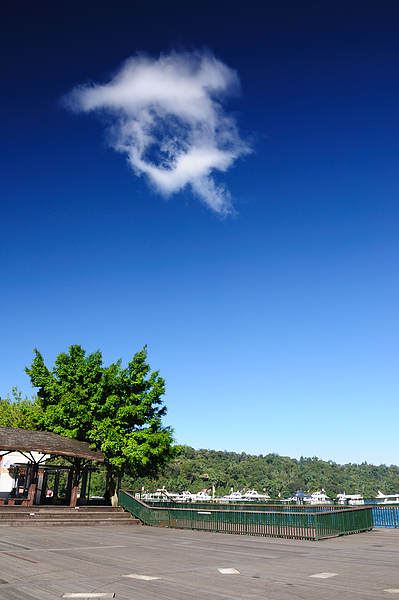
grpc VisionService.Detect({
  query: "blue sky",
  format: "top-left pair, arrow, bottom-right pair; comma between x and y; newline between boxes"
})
2,0 -> 399,467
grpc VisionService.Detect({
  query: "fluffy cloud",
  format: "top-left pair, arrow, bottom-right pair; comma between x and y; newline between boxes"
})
63,50 -> 251,215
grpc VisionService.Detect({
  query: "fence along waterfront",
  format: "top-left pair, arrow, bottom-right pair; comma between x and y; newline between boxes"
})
128,490 -> 399,528
119,490 -> 373,540
371,505 -> 399,528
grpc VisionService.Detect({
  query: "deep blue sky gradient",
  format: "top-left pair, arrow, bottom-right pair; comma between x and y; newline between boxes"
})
2,0 -> 399,466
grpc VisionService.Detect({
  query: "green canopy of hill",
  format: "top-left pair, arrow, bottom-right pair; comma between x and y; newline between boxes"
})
123,445 -> 399,499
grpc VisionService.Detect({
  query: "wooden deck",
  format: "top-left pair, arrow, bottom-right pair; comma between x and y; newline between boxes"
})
0,523 -> 398,598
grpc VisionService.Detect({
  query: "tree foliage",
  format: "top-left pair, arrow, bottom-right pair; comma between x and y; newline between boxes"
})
25,345 -> 177,484
127,446 -> 399,499
0,388 -> 43,429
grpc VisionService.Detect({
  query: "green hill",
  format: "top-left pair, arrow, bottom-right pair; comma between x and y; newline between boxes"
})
122,446 -> 399,499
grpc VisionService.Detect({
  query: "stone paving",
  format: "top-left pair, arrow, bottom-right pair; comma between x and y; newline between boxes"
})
0,524 -> 398,599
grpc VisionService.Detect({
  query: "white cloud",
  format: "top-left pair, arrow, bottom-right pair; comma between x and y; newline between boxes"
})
63,50 -> 251,215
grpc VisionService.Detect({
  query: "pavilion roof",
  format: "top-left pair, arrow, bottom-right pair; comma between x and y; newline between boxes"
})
0,428 -> 104,462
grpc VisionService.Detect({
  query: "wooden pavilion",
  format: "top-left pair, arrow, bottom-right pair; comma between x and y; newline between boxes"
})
0,427 -> 104,507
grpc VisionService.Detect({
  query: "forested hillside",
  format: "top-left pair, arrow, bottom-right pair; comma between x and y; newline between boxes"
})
122,446 -> 399,499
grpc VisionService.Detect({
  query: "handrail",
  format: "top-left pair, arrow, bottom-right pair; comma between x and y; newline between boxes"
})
119,490 -> 373,540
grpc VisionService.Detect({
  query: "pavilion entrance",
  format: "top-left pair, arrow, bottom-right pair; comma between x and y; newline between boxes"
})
12,462 -> 97,506
0,427 -> 104,507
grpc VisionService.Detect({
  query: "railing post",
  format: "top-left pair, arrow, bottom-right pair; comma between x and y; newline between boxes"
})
314,513 -> 319,541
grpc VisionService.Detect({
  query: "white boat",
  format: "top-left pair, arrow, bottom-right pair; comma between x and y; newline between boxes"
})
222,491 -> 243,502
194,491 -> 212,501
336,493 -> 364,505
375,491 -> 399,504
139,488 -> 179,502
307,489 -> 331,504
243,489 -> 270,501
140,489 -> 212,503
175,490 -> 196,502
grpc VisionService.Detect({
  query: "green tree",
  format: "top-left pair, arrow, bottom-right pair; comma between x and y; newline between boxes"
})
25,345 -> 177,505
0,387 -> 43,429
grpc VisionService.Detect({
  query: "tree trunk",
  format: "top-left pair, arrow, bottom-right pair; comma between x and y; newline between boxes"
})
106,468 -> 119,507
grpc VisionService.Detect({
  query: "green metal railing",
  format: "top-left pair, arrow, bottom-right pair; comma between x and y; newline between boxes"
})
119,490 -> 373,541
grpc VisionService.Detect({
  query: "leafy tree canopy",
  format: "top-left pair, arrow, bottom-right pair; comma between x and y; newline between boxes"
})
0,387 -> 43,429
25,345 -> 177,482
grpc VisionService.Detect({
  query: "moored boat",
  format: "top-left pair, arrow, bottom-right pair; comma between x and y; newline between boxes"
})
307,489 -> 331,504
194,490 -> 212,501
222,491 -> 243,502
336,493 -> 364,505
243,489 -> 271,501
375,490 -> 399,504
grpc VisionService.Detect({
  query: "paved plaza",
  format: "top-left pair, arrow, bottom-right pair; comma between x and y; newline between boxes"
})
0,524 -> 398,599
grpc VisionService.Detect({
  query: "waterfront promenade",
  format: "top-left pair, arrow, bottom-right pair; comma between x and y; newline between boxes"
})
0,524 -> 398,599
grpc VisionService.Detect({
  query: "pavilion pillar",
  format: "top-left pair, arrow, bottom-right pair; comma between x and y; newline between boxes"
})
69,460 -> 81,507
27,463 -> 39,506
79,466 -> 88,505
40,470 -> 48,504
66,468 -> 73,503
54,471 -> 60,498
